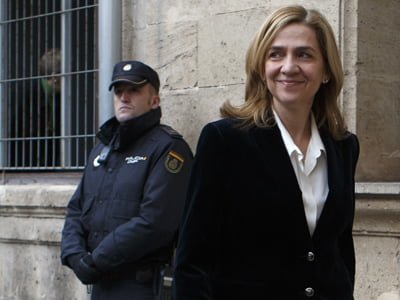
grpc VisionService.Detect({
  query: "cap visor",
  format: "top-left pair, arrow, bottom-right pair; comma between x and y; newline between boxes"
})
108,79 -> 148,91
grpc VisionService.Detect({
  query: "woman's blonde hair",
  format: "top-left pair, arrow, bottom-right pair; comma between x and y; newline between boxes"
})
220,5 -> 347,139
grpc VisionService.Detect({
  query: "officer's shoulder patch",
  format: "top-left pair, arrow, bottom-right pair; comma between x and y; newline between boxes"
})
165,150 -> 184,173
160,125 -> 182,139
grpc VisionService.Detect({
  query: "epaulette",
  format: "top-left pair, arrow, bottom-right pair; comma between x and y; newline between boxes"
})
160,124 -> 183,139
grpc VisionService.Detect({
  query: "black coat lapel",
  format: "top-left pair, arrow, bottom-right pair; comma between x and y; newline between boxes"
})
251,125 -> 299,192
251,125 -> 311,238
313,130 -> 345,239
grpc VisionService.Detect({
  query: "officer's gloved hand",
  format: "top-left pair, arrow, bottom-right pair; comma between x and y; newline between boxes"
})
67,253 -> 103,284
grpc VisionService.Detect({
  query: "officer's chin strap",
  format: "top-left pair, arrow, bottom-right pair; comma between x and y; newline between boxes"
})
98,133 -> 118,165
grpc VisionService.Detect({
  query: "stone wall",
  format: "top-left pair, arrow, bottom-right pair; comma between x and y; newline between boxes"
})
356,0 -> 400,182
0,184 -> 87,300
354,184 -> 400,299
1,183 -> 399,299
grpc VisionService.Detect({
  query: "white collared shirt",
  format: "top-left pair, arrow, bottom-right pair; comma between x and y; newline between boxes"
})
273,111 -> 329,236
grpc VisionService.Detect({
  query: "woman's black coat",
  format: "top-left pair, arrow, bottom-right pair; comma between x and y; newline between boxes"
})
173,118 -> 359,300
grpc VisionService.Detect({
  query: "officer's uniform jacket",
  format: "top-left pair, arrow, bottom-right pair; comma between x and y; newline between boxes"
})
61,107 -> 193,277
174,118 -> 359,300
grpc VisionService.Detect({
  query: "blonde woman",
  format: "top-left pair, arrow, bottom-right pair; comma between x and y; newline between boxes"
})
174,5 -> 359,300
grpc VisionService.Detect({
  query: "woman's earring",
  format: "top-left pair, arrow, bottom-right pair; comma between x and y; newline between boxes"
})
323,78 -> 329,84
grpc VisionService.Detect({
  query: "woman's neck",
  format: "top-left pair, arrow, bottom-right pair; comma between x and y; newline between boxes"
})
273,104 -> 312,155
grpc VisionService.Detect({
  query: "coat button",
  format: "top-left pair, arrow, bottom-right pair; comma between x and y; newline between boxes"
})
307,251 -> 315,262
305,287 -> 314,297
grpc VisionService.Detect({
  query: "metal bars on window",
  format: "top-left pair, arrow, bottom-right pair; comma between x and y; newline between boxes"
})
0,0 -> 98,171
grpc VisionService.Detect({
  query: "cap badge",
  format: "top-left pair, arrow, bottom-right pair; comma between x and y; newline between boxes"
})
123,64 -> 132,71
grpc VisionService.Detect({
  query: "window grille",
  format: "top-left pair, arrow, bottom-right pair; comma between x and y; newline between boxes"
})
0,0 -> 98,171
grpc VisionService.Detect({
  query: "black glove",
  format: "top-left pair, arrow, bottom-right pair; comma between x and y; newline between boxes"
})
67,253 -> 103,285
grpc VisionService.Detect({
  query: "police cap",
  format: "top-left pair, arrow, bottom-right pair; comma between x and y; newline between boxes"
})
108,60 -> 160,92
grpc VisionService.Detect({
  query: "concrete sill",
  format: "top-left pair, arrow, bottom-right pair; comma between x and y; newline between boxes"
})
356,182 -> 400,196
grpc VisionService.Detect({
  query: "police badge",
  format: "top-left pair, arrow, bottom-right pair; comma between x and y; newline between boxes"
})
165,151 -> 184,173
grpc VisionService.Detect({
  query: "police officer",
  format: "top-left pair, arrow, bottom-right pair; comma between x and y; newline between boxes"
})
60,60 -> 193,299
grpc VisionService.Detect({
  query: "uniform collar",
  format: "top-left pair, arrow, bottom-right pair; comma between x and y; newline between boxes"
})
97,107 -> 161,150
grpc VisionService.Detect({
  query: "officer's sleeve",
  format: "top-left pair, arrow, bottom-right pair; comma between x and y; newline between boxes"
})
92,137 -> 193,272
173,123 -> 227,300
60,179 -> 88,266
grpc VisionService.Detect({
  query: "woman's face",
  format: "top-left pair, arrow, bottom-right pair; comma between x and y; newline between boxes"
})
264,23 -> 327,111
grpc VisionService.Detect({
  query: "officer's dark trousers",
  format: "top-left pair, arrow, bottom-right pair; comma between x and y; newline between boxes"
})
91,276 -> 154,300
